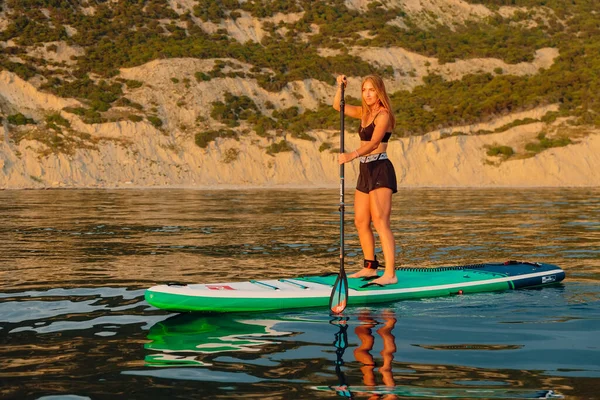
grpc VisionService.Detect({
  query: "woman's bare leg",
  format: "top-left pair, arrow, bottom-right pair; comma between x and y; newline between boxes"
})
369,188 -> 397,285
349,190 -> 378,278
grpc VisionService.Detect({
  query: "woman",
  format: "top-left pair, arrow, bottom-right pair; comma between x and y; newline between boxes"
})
333,74 -> 398,286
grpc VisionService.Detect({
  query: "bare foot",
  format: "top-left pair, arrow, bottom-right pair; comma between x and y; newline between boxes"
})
349,268 -> 379,278
370,275 -> 398,286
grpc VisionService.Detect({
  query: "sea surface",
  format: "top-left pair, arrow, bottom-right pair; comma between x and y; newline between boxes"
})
0,188 -> 599,400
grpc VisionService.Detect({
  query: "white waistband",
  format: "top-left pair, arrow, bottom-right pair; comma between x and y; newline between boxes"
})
359,153 -> 388,163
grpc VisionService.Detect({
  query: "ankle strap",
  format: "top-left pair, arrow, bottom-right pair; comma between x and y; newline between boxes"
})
364,259 -> 379,269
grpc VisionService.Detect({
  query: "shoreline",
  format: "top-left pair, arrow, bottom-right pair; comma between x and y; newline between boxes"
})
2,183 -> 599,191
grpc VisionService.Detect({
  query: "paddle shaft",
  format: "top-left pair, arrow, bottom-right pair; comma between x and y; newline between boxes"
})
339,84 -> 345,274
329,80 -> 349,314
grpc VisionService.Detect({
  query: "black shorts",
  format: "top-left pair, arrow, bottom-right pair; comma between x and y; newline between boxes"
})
356,158 -> 398,194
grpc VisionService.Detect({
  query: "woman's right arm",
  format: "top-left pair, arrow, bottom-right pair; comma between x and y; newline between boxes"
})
332,75 -> 361,119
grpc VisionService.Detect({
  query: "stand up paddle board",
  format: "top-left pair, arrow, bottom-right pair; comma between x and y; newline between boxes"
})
145,261 -> 565,313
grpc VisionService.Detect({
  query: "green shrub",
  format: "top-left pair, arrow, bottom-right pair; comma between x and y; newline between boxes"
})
493,118 -> 539,133
195,129 -> 237,148
541,111 -> 560,124
486,145 -> 514,158
128,115 -> 144,122
42,77 -> 122,113
125,80 -> 143,89
319,142 -> 332,152
266,140 -> 294,155
290,131 -> 316,141
210,92 -> 260,127
129,101 -> 144,111
525,133 -> 572,154
81,109 -> 104,124
63,107 -> 86,116
272,106 -> 299,120
252,115 -> 277,137
194,71 -> 211,82
45,112 -> 70,131
114,97 -> 144,110
90,99 -> 111,112
7,113 -> 35,125
193,0 -> 237,22
147,116 -> 163,128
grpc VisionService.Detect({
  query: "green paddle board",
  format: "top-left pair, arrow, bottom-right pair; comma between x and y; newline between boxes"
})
145,261 -> 565,313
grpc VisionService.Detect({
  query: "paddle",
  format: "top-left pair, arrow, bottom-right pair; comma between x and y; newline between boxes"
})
329,78 -> 349,314
330,316 -> 350,395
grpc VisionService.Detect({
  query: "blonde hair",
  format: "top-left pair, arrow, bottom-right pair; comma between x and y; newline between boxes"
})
361,75 -> 396,129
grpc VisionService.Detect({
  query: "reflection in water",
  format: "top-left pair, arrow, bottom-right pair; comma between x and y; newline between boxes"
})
329,312 -> 398,399
354,310 -> 397,391
323,311 -> 565,399
144,313 -> 293,367
143,311 -> 567,399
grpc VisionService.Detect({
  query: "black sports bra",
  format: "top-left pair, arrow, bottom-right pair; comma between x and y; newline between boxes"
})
358,119 -> 392,142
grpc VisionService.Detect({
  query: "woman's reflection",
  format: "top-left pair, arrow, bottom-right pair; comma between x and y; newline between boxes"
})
354,310 -> 397,389
354,310 -> 398,399
332,310 -> 398,399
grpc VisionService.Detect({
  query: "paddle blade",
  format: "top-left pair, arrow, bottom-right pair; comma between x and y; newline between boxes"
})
329,269 -> 349,314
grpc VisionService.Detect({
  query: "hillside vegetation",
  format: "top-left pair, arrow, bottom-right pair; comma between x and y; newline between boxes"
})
0,0 -> 599,147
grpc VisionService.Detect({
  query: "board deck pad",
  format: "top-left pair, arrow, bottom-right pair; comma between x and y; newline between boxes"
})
145,261 -> 565,313
302,266 -> 510,291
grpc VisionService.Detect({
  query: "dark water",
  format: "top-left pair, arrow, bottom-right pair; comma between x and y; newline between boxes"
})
0,188 -> 599,400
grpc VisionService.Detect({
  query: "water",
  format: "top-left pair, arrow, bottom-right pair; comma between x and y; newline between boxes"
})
1,188 -> 599,399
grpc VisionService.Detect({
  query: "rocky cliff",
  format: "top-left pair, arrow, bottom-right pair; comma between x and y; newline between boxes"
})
1,0 -> 598,189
